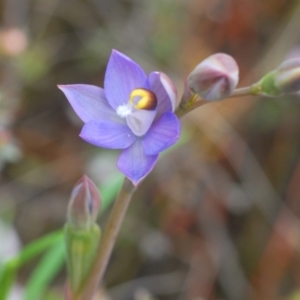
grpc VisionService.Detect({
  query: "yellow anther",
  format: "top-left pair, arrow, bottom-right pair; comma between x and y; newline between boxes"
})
129,88 -> 157,110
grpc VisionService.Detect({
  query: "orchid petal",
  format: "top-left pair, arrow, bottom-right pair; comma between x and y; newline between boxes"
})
117,140 -> 158,185
142,112 -> 180,155
80,120 -> 136,149
104,50 -> 147,110
148,72 -> 177,117
58,84 -> 120,123
126,109 -> 157,136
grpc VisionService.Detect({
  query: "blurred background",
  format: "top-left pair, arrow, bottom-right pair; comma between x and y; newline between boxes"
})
1,0 -> 300,299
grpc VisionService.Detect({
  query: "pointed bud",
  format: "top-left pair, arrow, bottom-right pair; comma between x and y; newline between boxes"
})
187,53 -> 239,101
67,175 -> 101,231
274,59 -> 300,94
64,176 -> 101,294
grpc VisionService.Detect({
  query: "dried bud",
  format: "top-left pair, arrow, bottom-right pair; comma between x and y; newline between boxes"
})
67,175 -> 101,231
187,53 -> 239,101
274,58 -> 300,94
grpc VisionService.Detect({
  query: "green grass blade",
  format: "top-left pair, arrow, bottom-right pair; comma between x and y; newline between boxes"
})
0,230 -> 63,299
17,230 -> 63,266
0,260 -> 18,300
24,239 -> 65,300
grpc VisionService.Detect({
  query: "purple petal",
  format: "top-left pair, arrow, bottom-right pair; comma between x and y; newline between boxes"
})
80,120 -> 136,149
117,140 -> 158,186
104,50 -> 147,110
142,112 -> 180,155
148,72 -> 177,117
58,84 -> 121,123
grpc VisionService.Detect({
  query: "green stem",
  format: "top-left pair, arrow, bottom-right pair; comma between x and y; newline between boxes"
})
175,94 -> 208,118
75,178 -> 136,300
175,97 -> 206,118
230,86 -> 253,97
176,86 -> 254,118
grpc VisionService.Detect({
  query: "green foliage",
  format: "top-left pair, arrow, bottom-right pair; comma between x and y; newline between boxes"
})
0,231 -> 63,300
252,71 -> 282,97
24,240 -> 65,300
64,224 -> 101,293
0,261 -> 18,300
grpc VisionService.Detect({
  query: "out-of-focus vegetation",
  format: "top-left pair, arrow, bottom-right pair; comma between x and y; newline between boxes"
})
1,0 -> 300,299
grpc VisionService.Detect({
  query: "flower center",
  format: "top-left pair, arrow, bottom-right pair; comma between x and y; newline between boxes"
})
116,88 -> 157,119
129,88 -> 157,110
116,88 -> 158,136
116,104 -> 132,118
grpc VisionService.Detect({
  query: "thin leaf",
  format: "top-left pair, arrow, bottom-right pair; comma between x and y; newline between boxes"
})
0,231 -> 63,299
17,230 -> 63,267
24,239 -> 65,300
0,260 -> 18,300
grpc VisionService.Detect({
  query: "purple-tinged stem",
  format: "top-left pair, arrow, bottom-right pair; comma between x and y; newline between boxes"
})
175,97 -> 206,118
75,178 -> 136,300
230,86 -> 253,97
176,86 -> 254,118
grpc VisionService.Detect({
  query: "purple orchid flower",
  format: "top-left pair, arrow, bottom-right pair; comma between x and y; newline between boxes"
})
58,50 -> 180,185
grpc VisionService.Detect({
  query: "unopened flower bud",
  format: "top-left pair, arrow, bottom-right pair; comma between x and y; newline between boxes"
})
65,175 -> 101,293
251,59 -> 300,97
274,59 -> 300,94
187,53 -> 239,101
67,175 -> 101,231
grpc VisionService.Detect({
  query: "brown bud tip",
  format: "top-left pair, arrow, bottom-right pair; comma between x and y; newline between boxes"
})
187,53 -> 239,101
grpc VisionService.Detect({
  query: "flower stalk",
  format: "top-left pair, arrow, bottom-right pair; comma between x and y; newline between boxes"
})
75,177 -> 136,300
